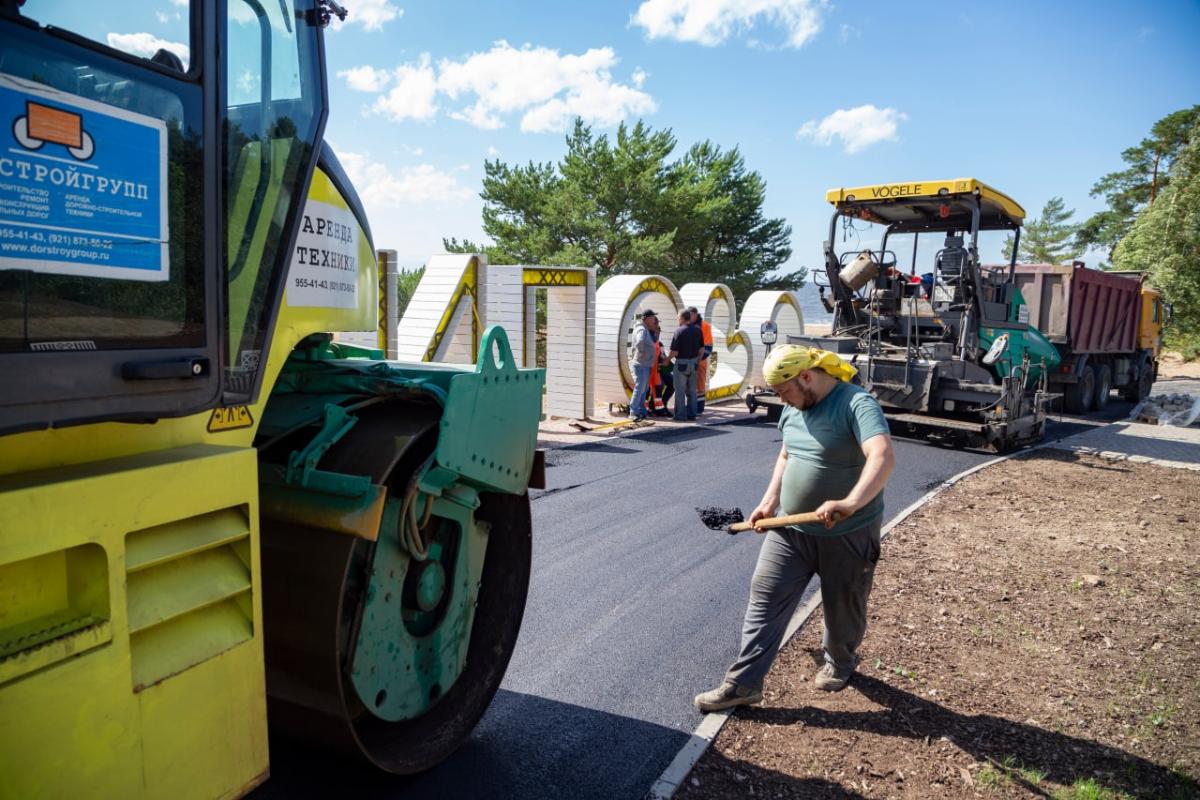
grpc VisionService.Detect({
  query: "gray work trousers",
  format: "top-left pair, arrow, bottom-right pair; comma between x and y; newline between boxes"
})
672,358 -> 699,419
725,520 -> 881,690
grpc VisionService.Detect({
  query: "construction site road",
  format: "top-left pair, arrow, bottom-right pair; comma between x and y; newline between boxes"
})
255,407 -> 1124,799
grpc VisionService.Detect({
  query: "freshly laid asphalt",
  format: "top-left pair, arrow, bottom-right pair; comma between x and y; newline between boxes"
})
256,405 -> 1125,799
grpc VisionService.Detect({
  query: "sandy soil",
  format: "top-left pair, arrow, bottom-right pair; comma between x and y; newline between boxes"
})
680,450 -> 1199,800
1159,352 -> 1200,380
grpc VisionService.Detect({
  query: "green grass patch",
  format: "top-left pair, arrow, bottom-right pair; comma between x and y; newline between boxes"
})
1051,778 -> 1133,800
1168,765 -> 1200,800
978,764 -> 1008,789
1018,764 -> 1046,786
1150,702 -> 1179,728
871,657 -> 917,681
976,756 -> 1046,792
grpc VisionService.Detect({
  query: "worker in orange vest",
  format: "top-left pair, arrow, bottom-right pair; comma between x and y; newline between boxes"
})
647,337 -> 663,415
689,306 -> 714,414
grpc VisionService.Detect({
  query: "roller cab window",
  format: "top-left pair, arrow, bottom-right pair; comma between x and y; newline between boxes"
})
0,1 -> 211,434
0,1 -> 327,433
222,0 -> 325,402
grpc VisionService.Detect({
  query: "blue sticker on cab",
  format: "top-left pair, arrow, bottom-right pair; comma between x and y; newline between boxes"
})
0,73 -> 169,281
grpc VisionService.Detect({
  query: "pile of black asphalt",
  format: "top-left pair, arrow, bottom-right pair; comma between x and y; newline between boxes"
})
695,506 -> 745,531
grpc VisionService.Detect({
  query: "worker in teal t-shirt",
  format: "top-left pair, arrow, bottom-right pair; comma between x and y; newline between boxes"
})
695,345 -> 895,712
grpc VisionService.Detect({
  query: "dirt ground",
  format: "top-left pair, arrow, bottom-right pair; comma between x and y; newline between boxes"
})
679,450 -> 1199,800
1159,351 -> 1200,380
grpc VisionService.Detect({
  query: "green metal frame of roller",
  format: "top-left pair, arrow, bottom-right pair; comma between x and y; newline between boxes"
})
259,325 -> 544,723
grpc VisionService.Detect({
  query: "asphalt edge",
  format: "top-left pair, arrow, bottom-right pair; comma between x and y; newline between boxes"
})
537,403 -> 762,451
645,449 -> 1016,800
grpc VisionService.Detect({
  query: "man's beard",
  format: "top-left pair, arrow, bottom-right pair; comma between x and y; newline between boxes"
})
789,384 -> 820,409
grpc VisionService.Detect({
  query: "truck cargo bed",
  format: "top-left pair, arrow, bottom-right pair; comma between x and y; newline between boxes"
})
1012,264 -> 1141,354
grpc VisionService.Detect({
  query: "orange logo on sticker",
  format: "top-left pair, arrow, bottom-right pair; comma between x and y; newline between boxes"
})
14,101 -> 95,160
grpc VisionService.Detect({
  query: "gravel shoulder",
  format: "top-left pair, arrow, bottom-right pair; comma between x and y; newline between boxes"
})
680,450 -> 1199,800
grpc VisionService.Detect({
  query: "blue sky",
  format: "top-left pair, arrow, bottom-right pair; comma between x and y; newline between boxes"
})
46,0 -> 1200,278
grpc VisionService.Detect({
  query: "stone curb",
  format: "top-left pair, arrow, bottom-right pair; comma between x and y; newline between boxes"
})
1045,443 -> 1200,472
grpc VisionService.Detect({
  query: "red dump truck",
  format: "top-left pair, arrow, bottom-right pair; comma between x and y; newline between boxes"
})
1012,263 -> 1167,413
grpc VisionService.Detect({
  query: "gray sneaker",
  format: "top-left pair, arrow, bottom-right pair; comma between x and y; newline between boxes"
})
814,663 -> 853,692
693,680 -> 763,712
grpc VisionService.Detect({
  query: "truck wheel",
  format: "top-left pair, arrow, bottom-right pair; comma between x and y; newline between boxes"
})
1122,360 -> 1153,403
1092,364 -> 1112,411
1063,367 -> 1094,414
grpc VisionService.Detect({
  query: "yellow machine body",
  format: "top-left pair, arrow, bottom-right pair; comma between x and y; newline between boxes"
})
0,167 -> 376,799
825,177 -> 1026,224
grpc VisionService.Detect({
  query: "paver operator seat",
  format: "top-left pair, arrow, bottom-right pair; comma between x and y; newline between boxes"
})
934,235 -> 968,305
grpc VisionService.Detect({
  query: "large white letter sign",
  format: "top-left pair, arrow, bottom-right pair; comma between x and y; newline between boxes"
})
484,265 -> 596,419
678,282 -> 753,402
393,253 -> 482,363
740,290 -> 804,388
593,275 -> 682,408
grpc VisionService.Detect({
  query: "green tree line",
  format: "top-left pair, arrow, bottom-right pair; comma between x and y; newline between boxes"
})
445,119 -> 802,302
1100,106 -> 1200,356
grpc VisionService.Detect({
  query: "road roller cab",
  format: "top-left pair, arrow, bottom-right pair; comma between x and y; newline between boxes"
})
0,2 -> 544,796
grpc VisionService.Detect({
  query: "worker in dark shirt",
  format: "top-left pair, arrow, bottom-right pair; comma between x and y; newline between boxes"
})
688,306 -> 714,415
669,309 -> 704,420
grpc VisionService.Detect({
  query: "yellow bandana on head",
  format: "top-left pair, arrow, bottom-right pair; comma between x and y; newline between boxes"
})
763,345 -> 858,386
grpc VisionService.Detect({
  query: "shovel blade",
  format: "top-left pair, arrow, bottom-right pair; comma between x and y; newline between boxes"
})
696,506 -> 745,531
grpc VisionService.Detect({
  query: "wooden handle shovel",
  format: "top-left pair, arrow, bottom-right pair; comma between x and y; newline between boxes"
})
727,510 -> 842,534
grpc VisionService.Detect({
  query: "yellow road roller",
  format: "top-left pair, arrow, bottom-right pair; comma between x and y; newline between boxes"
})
0,2 -> 544,796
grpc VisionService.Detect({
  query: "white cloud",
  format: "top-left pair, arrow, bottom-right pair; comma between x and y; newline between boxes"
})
155,11 -> 170,23
372,54 -> 439,122
106,32 -> 189,67
339,65 -> 392,92
796,104 -> 906,154
236,68 -> 259,97
486,145 -> 500,157
437,41 -> 656,132
169,0 -> 187,6
838,23 -> 860,42
349,42 -> 654,133
631,0 -> 826,48
330,0 -> 402,32
336,150 -> 473,206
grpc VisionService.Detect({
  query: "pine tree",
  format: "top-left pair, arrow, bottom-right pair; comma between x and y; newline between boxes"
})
1003,197 -> 1084,264
1078,106 -> 1200,259
448,119 -> 798,293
